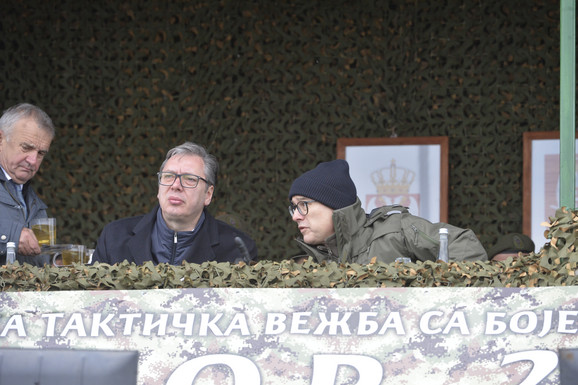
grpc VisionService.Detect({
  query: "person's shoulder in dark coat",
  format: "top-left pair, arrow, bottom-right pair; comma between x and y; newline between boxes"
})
92,208 -> 258,265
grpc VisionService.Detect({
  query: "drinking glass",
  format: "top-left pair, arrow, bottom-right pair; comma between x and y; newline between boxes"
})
30,218 -> 56,246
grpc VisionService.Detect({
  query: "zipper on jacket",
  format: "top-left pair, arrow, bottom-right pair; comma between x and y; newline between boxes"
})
411,224 -> 439,245
169,232 -> 177,264
316,245 -> 339,262
3,181 -> 26,221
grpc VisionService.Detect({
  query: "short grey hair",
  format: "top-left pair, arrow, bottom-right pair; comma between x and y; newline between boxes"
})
160,142 -> 218,186
0,103 -> 55,140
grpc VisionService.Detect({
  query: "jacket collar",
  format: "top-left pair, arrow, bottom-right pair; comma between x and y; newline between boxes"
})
126,205 -> 220,265
0,168 -> 32,192
331,198 -> 369,259
181,210 -> 221,263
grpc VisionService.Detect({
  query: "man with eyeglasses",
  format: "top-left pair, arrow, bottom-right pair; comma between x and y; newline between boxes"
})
288,159 -> 487,264
92,142 -> 257,265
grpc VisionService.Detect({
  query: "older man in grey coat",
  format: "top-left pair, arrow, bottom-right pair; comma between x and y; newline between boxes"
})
0,103 -> 55,265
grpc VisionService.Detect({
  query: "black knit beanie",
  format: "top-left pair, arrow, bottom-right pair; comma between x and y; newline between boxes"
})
288,159 -> 357,210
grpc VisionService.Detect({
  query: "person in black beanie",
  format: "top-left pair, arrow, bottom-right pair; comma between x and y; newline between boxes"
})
288,159 -> 487,264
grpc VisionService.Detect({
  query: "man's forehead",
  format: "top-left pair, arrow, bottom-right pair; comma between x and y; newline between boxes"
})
12,121 -> 52,149
164,154 -> 205,170
15,135 -> 52,148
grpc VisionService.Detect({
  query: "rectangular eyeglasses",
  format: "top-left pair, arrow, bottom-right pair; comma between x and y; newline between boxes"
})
157,172 -> 209,188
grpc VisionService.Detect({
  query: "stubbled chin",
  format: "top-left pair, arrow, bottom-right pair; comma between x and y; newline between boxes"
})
165,204 -> 185,212
162,207 -> 187,221
13,172 -> 34,184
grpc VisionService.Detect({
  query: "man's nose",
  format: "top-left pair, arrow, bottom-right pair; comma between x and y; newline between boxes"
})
26,152 -> 39,164
170,177 -> 184,190
292,210 -> 304,222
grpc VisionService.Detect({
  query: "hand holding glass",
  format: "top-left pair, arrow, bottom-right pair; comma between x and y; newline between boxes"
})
30,218 -> 56,246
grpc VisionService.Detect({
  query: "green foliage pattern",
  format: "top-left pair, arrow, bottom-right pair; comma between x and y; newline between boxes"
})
1,207 -> 577,291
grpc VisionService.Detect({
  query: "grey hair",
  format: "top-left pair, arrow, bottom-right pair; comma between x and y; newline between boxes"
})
0,103 -> 55,140
160,142 -> 218,186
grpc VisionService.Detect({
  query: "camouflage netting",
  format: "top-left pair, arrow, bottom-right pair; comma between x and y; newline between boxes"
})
0,0 -> 561,259
0,207 -> 576,291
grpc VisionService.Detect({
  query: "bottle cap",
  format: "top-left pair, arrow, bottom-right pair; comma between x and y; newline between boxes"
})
439,228 -> 448,234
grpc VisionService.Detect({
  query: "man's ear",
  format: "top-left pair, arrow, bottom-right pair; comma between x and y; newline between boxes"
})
204,184 -> 214,206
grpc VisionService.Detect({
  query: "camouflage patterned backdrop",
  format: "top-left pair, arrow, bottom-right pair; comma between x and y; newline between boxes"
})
0,0 -> 559,259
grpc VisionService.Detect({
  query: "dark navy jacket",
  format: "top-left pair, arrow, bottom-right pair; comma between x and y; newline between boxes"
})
92,206 -> 257,265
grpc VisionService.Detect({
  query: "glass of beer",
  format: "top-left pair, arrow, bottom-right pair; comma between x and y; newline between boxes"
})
30,218 -> 56,246
59,244 -> 87,266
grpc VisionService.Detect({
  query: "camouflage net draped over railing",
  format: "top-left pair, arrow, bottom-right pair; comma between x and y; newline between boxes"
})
1,208 -> 577,291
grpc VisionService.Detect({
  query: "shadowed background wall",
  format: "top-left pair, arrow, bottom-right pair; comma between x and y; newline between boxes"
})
0,0 -> 559,259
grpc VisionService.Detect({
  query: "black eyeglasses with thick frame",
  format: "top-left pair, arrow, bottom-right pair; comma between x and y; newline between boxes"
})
288,200 -> 316,216
157,172 -> 210,189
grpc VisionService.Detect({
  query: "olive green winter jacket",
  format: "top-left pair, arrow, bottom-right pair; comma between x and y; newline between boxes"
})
295,198 -> 488,264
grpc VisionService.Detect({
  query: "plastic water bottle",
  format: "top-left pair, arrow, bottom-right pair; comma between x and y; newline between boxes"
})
6,242 -> 16,264
438,228 -> 449,263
